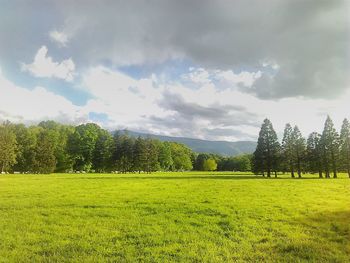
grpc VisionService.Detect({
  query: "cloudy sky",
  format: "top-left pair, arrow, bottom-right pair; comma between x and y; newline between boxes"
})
0,0 -> 349,141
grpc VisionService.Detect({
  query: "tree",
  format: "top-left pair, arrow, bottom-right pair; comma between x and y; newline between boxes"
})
340,118 -> 350,178
234,154 -> 252,172
253,119 -> 280,177
68,123 -> 100,172
39,121 -> 74,172
194,153 -> 211,171
144,138 -> 160,173
321,116 -> 340,178
11,124 -> 37,173
32,129 -> 56,174
169,142 -> 193,171
133,137 -> 147,173
112,132 -> 135,173
291,126 -> 306,178
203,158 -> 217,171
281,123 -> 295,177
158,141 -> 173,171
93,129 -> 113,172
306,132 -> 323,178
0,122 -> 17,173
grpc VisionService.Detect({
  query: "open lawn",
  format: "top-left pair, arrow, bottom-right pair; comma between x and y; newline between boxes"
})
0,172 -> 349,262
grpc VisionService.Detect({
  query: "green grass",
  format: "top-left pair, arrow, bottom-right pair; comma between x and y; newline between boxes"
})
0,172 -> 349,262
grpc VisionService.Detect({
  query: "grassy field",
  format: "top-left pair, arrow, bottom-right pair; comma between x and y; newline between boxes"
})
0,172 -> 349,262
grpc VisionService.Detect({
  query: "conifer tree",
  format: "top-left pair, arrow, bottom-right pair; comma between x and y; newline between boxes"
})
291,126 -> 306,178
282,123 -> 295,177
321,116 -> 340,178
253,119 -> 280,177
340,118 -> 350,178
133,137 -> 147,173
306,132 -> 323,178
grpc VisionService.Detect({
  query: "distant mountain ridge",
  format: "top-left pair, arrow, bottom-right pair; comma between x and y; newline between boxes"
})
119,130 -> 257,156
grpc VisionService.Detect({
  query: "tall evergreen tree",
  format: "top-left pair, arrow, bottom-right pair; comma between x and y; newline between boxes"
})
321,116 -> 340,178
282,123 -> 295,177
306,132 -> 323,178
340,118 -> 350,178
144,139 -> 160,173
93,129 -> 113,172
291,126 -> 306,178
253,119 -> 280,177
133,137 -> 147,173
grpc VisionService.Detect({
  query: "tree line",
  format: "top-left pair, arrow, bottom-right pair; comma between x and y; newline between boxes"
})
253,116 -> 350,178
0,120 -> 252,174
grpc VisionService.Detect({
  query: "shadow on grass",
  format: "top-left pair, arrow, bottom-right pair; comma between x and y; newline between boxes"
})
62,174 -> 336,180
272,210 -> 350,261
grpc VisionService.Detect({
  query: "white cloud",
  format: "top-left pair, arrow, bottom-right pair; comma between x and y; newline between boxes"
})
21,46 -> 75,81
2,62 -> 350,141
49,30 -> 69,47
82,66 -> 165,129
0,68 -> 86,124
77,66 -> 350,140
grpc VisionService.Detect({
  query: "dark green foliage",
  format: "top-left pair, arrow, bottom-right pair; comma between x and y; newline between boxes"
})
253,119 -> 280,177
144,138 -> 160,173
194,153 -> 212,170
217,154 -> 252,172
67,123 -> 101,172
340,119 -> 350,178
306,132 -> 323,178
32,129 -> 56,174
282,123 -> 295,177
39,121 -> 74,172
93,129 -> 114,172
321,116 -> 340,178
112,133 -> 135,173
132,137 -> 147,173
291,126 -> 306,178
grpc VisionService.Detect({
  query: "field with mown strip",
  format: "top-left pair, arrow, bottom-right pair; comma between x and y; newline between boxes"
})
0,172 -> 349,262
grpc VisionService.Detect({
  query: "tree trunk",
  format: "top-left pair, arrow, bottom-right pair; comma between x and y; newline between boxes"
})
267,169 -> 271,177
274,171 -> 277,178
262,171 -> 265,177
297,158 -> 302,178
291,166 -> 295,178
331,151 -> 337,178
318,170 -> 323,178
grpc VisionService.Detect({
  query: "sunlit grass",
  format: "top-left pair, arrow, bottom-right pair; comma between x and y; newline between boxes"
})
0,172 -> 349,262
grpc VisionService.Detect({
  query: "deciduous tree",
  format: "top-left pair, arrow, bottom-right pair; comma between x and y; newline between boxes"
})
0,122 -> 17,173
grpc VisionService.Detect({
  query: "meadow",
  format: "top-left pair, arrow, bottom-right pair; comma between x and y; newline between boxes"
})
0,172 -> 349,262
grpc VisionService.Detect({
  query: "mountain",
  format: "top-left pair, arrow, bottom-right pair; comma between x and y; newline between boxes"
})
119,130 -> 257,156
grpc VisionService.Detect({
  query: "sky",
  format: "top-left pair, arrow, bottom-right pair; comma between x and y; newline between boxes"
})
0,0 -> 349,141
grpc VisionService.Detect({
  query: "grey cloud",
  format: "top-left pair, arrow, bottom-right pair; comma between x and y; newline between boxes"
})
201,128 -> 256,141
158,91 -> 259,127
145,91 -> 259,139
0,0 -> 349,100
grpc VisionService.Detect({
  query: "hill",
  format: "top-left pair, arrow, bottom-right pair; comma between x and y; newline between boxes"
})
118,130 -> 256,156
